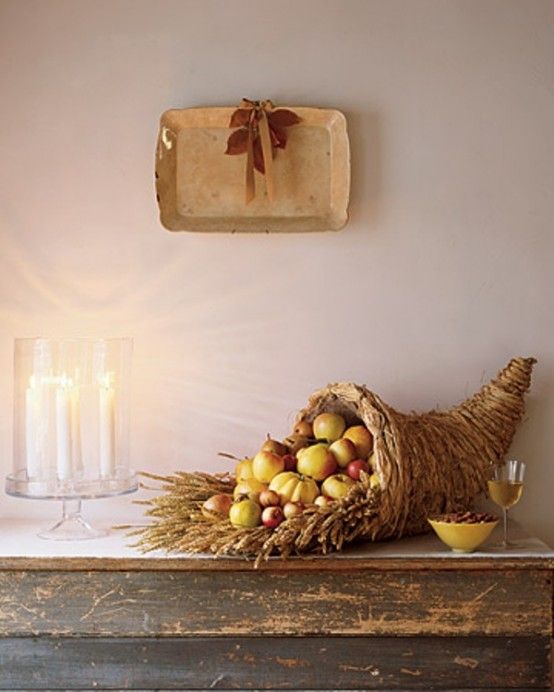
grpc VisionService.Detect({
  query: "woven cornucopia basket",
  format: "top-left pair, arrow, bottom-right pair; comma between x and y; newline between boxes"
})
133,357 -> 535,564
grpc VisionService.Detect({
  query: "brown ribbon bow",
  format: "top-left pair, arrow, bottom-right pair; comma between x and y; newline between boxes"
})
225,99 -> 301,204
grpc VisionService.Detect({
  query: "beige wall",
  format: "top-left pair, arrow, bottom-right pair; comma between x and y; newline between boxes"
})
0,0 -> 553,542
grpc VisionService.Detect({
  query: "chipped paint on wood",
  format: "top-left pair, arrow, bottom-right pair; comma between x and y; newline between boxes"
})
339,663 -> 381,676
401,667 -> 423,676
0,636 -> 549,690
275,656 -> 308,669
0,568 -> 550,637
454,655 -> 479,669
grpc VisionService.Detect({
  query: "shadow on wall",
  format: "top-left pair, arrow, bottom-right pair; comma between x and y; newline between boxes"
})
510,374 -> 554,544
344,109 -> 382,228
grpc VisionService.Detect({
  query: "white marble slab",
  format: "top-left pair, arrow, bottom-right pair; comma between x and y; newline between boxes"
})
0,515 -> 551,562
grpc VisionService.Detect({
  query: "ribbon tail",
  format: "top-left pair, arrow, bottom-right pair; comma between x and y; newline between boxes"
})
245,126 -> 255,204
259,111 -> 275,203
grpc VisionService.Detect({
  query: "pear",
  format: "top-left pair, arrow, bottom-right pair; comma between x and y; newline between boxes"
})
261,436 -> 289,456
284,434 -> 310,454
293,420 -> 313,437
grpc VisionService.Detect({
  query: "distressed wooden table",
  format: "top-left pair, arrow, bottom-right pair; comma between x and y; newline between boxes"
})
0,519 -> 552,690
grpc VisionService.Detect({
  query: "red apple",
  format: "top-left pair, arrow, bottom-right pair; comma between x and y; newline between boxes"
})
346,459 -> 369,481
262,505 -> 284,528
259,489 -> 281,507
282,454 -> 297,472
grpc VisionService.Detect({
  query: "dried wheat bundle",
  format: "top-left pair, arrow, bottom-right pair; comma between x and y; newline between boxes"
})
132,357 -> 535,565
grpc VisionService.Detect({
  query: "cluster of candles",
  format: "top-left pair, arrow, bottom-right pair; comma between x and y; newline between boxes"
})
25,371 -> 116,481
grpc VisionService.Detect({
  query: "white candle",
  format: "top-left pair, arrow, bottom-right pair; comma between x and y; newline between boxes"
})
56,375 -> 72,481
99,373 -> 115,478
25,376 -> 40,478
71,386 -> 83,475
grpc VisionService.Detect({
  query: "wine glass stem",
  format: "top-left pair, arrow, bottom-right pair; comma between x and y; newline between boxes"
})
502,508 -> 508,549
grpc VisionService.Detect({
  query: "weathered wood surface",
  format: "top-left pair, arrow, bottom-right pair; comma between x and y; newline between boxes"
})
0,569 -> 551,637
0,636 -> 549,690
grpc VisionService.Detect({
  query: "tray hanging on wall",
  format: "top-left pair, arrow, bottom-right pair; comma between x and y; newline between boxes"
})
155,105 -> 350,233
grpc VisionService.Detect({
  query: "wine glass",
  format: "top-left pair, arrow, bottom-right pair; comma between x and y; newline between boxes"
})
487,460 -> 525,549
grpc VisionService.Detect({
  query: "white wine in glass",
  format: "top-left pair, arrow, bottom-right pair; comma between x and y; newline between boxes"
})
487,460 -> 525,548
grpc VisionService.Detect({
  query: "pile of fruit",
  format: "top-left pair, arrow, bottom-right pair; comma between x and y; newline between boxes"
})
201,413 -> 380,530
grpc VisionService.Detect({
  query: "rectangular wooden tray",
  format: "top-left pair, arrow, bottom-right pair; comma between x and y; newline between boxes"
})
155,106 -> 350,233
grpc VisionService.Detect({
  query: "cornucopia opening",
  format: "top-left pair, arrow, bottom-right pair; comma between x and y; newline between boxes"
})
130,357 -> 535,566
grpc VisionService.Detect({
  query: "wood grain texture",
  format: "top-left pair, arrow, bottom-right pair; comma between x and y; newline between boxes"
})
0,569 -> 551,637
0,636 -> 549,689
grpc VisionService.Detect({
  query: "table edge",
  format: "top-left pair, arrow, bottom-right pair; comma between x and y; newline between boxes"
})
1,555 -> 553,572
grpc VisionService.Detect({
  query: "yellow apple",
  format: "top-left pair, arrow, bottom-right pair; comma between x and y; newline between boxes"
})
328,438 -> 357,468
233,478 -> 267,501
229,498 -> 262,528
314,495 -> 334,509
321,473 -> 355,500
343,425 -> 373,458
369,472 -> 380,489
297,443 -> 337,481
312,413 -> 346,442
235,457 -> 254,481
283,501 -> 304,519
252,450 -> 285,483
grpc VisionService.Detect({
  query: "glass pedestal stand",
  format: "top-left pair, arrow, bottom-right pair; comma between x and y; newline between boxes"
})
39,499 -> 107,540
5,472 -> 138,540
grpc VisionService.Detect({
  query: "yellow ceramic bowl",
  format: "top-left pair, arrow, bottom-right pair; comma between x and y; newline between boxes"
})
428,518 -> 499,553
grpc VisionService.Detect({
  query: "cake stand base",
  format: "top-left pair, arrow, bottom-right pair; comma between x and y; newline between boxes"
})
37,499 -> 108,541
